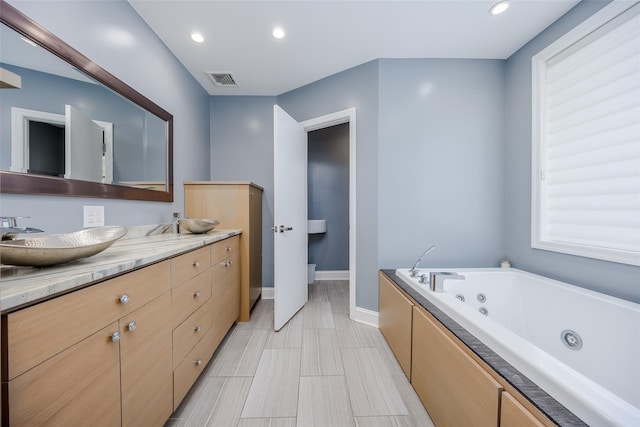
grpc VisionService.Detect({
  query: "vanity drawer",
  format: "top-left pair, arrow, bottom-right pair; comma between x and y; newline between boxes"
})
171,246 -> 210,288
4,261 -> 170,380
210,235 -> 239,264
172,298 -> 214,369
171,268 -> 212,328
173,327 -> 216,409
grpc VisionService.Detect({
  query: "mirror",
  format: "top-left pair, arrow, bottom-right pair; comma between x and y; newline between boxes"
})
0,0 -> 173,202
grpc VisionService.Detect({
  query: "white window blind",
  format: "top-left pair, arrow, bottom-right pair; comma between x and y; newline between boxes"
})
532,1 -> 640,266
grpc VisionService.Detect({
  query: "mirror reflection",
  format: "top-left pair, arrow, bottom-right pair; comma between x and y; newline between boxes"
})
0,17 -> 169,194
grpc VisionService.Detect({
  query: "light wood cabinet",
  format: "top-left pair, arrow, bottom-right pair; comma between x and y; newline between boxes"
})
185,181 -> 263,321
501,391 -> 547,427
119,292 -> 173,427
378,273 -> 413,379
1,261 -> 171,427
1,236 -> 242,426
379,273 -> 557,427
5,322 -> 121,426
412,304 -> 502,427
170,235 -> 241,410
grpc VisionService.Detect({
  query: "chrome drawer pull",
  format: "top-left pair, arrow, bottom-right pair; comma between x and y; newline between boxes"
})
193,260 -> 200,268
119,294 -> 130,304
194,290 -> 201,298
127,320 -> 137,332
111,331 -> 121,342
226,246 -> 231,252
195,359 -> 202,366
194,325 -> 201,332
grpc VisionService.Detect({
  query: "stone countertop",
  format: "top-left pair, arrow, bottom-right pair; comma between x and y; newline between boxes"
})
381,269 -> 587,427
0,229 -> 241,313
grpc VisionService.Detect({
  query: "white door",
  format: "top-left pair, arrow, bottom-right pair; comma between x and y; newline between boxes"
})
65,104 -> 103,182
273,105 -> 308,331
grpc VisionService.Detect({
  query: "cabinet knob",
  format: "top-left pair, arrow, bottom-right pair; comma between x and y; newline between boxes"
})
194,290 -> 201,298
119,294 -> 130,304
193,260 -> 200,268
226,246 -> 231,252
111,331 -> 121,342
194,325 -> 201,332
195,359 -> 202,366
127,320 -> 137,332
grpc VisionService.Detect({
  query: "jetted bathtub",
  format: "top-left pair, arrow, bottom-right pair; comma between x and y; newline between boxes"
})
395,268 -> 640,427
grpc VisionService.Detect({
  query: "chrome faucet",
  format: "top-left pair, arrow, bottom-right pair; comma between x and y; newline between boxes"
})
429,272 -> 465,292
1,216 -> 44,240
409,245 -> 436,277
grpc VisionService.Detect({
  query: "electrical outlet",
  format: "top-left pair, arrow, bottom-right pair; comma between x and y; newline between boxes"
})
83,205 -> 104,228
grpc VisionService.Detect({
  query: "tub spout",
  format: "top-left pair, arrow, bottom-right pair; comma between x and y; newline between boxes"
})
409,244 -> 436,277
429,272 -> 465,292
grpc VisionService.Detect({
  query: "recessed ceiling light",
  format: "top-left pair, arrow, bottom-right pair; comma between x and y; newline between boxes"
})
191,32 -> 204,43
272,27 -> 285,40
489,1 -> 510,15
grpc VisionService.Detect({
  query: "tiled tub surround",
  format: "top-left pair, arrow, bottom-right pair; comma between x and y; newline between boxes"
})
384,269 -> 640,427
0,227 -> 241,312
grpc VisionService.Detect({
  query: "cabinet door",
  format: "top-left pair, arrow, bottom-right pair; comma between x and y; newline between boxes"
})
4,261 -> 169,380
379,273 -> 414,379
248,186 -> 262,310
412,305 -> 502,427
227,251 -> 241,325
120,293 -> 173,427
501,391 -> 546,427
7,323 -> 121,426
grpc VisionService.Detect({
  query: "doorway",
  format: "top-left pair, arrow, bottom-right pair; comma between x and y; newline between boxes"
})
307,123 -> 349,280
301,108 -> 356,320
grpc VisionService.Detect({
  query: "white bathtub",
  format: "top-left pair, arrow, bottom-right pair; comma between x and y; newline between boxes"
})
395,268 -> 640,427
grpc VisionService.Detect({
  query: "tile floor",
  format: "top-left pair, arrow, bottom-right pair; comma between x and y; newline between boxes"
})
165,280 -> 435,427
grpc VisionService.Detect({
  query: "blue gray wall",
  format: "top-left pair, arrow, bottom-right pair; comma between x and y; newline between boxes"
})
378,59 -> 505,270
308,123 -> 350,271
209,96 -> 277,289
504,0 -> 639,303
1,0 -> 210,232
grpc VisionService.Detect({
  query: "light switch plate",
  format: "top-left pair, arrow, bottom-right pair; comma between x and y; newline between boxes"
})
83,205 -> 104,228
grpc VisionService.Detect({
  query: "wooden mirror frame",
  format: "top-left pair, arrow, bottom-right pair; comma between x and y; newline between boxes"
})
0,0 -> 173,202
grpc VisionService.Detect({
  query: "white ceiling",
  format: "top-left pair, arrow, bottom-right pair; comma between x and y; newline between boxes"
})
129,0 -> 580,96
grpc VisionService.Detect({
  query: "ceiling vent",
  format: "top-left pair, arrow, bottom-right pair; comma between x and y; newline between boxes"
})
207,72 -> 238,87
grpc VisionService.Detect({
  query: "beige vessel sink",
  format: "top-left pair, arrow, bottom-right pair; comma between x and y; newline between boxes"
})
0,226 -> 127,267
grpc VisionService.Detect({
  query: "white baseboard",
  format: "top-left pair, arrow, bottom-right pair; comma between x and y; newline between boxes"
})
259,287 -> 379,328
315,270 -> 349,280
352,306 -> 379,328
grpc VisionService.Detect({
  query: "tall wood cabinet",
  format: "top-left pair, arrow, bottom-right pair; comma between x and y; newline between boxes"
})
184,181 -> 263,321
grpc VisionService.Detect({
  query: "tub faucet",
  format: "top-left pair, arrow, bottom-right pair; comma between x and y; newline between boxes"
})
429,272 -> 465,292
410,245 -> 436,277
1,216 -> 44,240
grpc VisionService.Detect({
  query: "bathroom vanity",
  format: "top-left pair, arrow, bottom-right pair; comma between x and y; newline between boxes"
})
0,231 -> 240,426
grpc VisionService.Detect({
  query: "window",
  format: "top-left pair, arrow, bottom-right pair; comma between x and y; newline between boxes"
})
531,1 -> 640,266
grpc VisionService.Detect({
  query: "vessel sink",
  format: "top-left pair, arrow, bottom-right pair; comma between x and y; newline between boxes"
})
0,226 -> 127,267
179,218 -> 219,234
